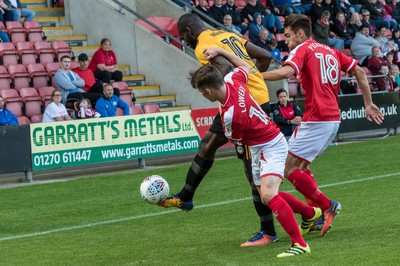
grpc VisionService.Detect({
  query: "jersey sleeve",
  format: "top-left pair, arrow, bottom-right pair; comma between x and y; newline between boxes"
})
222,106 -> 244,142
283,44 -> 306,76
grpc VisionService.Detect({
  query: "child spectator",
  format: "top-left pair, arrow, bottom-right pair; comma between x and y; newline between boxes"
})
267,39 -> 281,61
389,64 -> 400,91
0,96 -> 18,126
376,63 -> 398,91
77,98 -> 100,119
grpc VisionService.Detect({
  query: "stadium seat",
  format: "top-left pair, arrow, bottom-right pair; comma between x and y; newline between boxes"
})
45,62 -> 60,86
0,21 -> 6,32
27,63 -> 49,89
112,81 -> 133,106
130,105 -> 144,115
135,17 -> 181,49
51,40 -> 72,61
116,107 -> 124,116
341,48 -> 353,57
19,87 -> 42,117
30,114 -> 43,123
17,115 -> 30,125
34,41 -> 55,64
23,21 -> 44,43
275,33 -> 285,42
38,86 -> 55,107
8,64 -> 30,92
0,89 -> 23,117
16,41 -> 37,67
70,61 -> 79,69
288,78 -> 300,97
6,21 -> 26,45
143,104 -> 160,114
0,42 -> 19,67
0,65 -> 11,91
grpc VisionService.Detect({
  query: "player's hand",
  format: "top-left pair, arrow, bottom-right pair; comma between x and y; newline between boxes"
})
203,47 -> 221,60
365,104 -> 384,125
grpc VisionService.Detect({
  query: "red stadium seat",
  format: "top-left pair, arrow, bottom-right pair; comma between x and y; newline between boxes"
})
19,87 -> 42,117
17,115 -> 30,125
27,63 -> 49,89
70,61 -> 79,70
8,64 -> 30,92
130,105 -> 144,115
288,78 -> 300,97
0,65 -> 11,91
0,42 -> 19,67
6,21 -> 26,45
0,89 -> 23,117
143,104 -> 160,114
112,81 -> 132,106
136,17 -> 181,49
45,62 -> 60,86
51,40 -> 72,61
38,86 -> 55,107
34,41 -> 55,64
116,107 -> 124,116
30,114 -> 43,123
23,21 -> 43,43
16,41 -> 37,67
341,48 -> 354,57
275,33 -> 285,42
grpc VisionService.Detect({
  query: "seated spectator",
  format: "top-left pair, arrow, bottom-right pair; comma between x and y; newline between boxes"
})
360,9 -> 376,35
348,12 -> 362,39
73,53 -> 120,97
248,12 -> 265,42
77,98 -> 100,119
310,0 -> 325,24
323,0 -> 341,21
253,28 -> 273,50
313,10 -> 344,50
393,29 -> 400,47
95,84 -> 129,118
267,39 -> 281,61
0,96 -> 18,126
351,25 -> 381,66
337,0 -> 355,19
42,89 -> 72,122
340,75 -> 358,94
222,0 -> 247,34
0,0 -> 9,23
272,88 -> 303,137
274,0 -> 302,16
386,50 -> 395,64
89,38 -> 123,85
390,64 -> 400,89
364,0 -> 392,31
222,14 -> 242,36
378,27 -> 390,54
209,0 -> 224,25
368,46 -> 390,75
55,55 -> 102,106
332,11 -> 353,47
240,0 -> 282,33
376,63 -> 398,91
192,0 -> 213,24
3,0 -> 35,22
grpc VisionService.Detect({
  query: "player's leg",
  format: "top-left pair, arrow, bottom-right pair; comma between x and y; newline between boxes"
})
285,123 -> 342,236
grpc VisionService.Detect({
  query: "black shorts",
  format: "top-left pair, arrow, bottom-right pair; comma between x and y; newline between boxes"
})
209,102 -> 271,137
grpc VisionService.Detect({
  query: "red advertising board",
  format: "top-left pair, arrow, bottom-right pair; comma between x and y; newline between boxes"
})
190,108 -> 233,148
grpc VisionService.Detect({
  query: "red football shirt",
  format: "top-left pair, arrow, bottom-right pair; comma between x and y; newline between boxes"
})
221,68 -> 281,146
89,48 -> 118,72
284,39 -> 357,122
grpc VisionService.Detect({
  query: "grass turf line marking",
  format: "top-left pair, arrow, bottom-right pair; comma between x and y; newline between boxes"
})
0,172 -> 398,242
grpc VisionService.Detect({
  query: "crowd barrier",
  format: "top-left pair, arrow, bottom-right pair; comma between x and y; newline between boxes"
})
1,92 -> 399,181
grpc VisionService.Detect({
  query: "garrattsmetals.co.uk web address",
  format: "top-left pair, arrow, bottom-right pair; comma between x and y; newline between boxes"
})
101,139 -> 199,159
341,104 -> 397,120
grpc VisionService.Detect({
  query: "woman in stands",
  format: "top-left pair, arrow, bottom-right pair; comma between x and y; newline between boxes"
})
42,89 -> 72,122
89,38 -> 123,85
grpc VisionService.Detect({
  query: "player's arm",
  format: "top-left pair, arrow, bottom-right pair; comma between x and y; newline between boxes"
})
350,65 -> 384,125
261,65 -> 295,80
244,41 -> 272,72
208,54 -> 234,76
204,47 -> 251,74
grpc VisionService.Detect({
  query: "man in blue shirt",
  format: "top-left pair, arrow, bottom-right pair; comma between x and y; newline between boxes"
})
95,84 -> 130,117
0,96 -> 18,126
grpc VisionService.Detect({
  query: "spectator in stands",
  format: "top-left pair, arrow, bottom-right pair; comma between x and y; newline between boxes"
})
3,0 -> 35,22
272,88 -> 302,137
55,55 -> 102,106
388,0 -> 400,22
337,0 -> 355,19
300,0 -> 313,15
310,0 -> 325,24
378,27 -> 391,54
361,9 -> 376,35
248,12 -> 266,42
332,11 -> 353,47
77,98 -> 100,119
348,12 -> 362,38
42,89 -> 72,122
89,38 -> 123,85
351,25 -> 381,66
209,0 -> 225,25
0,96 -> 18,126
340,74 -> 358,94
368,45 -> 390,75
390,64 -> 400,87
364,0 -> 392,31
273,0 -> 302,16
392,29 -> 400,47
253,28 -> 273,50
222,0 -> 247,34
222,14 -> 242,36
0,0 -> 9,23
73,53 -> 120,97
192,0 -> 213,24
323,0 -> 341,22
240,0 -> 282,33
376,63 -> 398,90
267,39 -> 281,61
313,10 -> 344,50
0,30 -> 10,42
95,84 -> 129,118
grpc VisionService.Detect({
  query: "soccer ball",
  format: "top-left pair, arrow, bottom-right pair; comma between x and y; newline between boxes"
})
140,175 -> 170,204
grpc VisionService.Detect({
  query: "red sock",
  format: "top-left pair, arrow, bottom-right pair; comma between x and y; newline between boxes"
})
278,191 -> 315,219
303,169 -> 319,208
288,169 -> 331,211
268,195 -> 306,246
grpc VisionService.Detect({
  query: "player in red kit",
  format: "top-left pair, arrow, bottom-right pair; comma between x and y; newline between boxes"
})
262,14 -> 384,236
191,46 -> 322,258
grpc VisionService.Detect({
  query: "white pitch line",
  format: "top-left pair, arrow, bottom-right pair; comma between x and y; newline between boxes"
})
0,172 -> 398,242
